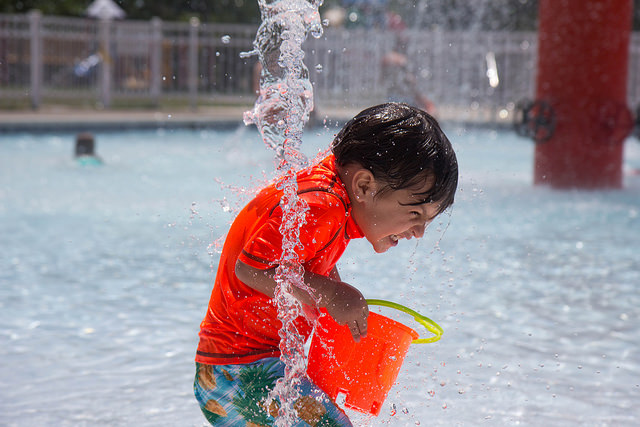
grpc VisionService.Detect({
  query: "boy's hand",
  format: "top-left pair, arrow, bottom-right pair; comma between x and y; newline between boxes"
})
325,282 -> 369,342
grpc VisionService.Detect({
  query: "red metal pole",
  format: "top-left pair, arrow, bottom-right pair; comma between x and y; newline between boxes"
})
534,0 -> 634,188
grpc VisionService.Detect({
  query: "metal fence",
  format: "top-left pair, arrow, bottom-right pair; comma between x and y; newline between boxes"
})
1,12 -> 639,124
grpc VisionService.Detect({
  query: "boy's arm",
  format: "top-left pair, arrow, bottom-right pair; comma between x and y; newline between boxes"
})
328,265 -> 341,282
235,259 -> 368,341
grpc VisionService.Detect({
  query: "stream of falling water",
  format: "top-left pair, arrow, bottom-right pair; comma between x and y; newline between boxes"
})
242,1 -> 324,425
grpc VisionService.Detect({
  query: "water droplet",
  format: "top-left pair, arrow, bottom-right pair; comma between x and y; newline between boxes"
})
221,35 -> 231,44
28,321 -> 41,329
389,403 -> 397,416
315,64 -> 323,73
310,24 -> 323,39
239,49 -> 256,59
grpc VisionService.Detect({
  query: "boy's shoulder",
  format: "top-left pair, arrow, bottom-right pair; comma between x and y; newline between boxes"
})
297,155 -> 349,208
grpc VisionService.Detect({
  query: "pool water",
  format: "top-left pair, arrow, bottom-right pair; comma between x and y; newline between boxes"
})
1,125 -> 639,426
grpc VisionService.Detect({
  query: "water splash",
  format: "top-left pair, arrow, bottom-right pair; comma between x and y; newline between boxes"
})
242,1 -> 324,425
243,0 -> 322,165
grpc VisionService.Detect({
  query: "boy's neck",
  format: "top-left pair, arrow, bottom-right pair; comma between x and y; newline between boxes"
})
336,163 -> 359,203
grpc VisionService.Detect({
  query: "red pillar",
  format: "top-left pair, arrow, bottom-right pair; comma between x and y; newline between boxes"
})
534,0 -> 634,189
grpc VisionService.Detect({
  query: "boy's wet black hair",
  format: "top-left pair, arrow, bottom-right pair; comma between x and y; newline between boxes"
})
331,102 -> 458,216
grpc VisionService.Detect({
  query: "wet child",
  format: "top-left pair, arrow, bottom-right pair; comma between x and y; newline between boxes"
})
194,102 -> 458,426
74,132 -> 103,166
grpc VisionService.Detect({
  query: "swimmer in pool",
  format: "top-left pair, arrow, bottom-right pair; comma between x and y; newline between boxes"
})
74,132 -> 103,166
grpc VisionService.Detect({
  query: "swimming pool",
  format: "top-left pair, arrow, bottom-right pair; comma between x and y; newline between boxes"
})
1,125 -> 639,426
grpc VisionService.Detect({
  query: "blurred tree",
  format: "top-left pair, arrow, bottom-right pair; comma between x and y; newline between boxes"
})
0,0 -> 638,30
117,0 -> 260,23
391,0 -> 539,31
0,0 -> 261,23
0,0 -> 86,15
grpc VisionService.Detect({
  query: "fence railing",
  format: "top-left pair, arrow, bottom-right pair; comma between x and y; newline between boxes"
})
1,12 -> 639,124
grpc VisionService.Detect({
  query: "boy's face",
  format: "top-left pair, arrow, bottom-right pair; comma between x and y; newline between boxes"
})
355,177 -> 440,253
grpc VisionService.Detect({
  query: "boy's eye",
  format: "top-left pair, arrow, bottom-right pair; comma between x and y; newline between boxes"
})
410,211 -> 421,217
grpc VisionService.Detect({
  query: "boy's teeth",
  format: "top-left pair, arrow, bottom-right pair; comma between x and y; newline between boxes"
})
391,234 -> 398,242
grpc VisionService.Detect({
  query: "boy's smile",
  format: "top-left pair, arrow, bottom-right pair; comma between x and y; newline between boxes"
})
362,184 -> 440,253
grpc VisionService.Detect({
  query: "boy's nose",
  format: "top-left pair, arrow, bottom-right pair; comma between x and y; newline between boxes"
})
411,223 -> 426,239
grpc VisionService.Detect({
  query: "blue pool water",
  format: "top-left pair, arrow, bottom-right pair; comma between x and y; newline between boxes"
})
1,125 -> 639,426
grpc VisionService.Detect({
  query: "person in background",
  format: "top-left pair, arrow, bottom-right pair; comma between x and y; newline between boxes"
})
194,103 -> 458,426
381,34 -> 436,116
382,13 -> 436,115
74,132 -> 103,166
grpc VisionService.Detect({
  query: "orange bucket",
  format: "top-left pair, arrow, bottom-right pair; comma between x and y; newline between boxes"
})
307,299 -> 442,416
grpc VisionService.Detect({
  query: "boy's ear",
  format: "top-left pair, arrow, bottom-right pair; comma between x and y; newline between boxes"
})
351,168 -> 377,203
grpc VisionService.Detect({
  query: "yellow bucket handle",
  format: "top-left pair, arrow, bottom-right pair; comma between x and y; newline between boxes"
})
366,299 -> 443,344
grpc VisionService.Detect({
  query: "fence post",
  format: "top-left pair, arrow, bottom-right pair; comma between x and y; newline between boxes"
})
188,17 -> 200,110
150,17 -> 162,107
29,10 -> 42,110
98,18 -> 112,108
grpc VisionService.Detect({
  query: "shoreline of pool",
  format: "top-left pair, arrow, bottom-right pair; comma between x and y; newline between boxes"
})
0,105 -> 358,133
0,106 -> 254,133
0,104 -> 512,133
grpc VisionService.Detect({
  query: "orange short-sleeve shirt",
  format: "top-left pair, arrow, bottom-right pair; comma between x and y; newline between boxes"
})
196,155 -> 363,365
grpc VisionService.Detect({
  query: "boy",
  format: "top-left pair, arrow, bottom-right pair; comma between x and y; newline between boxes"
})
194,103 -> 458,426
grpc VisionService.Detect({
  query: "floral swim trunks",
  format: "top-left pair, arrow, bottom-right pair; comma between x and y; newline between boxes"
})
194,358 -> 352,426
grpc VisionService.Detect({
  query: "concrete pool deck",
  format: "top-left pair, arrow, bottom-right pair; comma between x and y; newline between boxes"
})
0,105 -> 364,133
0,104 -> 510,132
